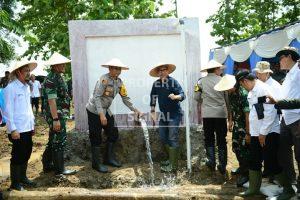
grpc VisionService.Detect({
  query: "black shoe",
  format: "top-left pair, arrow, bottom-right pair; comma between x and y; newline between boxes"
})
91,146 -> 108,173
20,163 -> 36,187
10,165 -> 24,191
105,143 -> 122,168
53,150 -> 77,175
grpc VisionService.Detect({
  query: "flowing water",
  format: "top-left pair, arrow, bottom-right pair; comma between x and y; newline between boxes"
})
139,118 -> 155,186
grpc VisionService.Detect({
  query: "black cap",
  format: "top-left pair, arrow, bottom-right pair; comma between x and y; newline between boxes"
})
235,70 -> 250,82
276,47 -> 300,61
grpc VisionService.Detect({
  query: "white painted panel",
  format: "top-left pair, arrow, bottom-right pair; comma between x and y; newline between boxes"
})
86,34 -> 185,114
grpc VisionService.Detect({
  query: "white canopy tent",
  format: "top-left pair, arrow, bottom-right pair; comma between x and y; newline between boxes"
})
209,21 -> 300,74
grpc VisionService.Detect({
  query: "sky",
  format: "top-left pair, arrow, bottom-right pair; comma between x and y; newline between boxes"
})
162,0 -> 220,65
6,0 -> 220,70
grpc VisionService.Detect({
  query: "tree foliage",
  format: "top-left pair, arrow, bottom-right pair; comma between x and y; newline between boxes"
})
18,0 -> 175,60
206,0 -> 300,46
0,0 -> 22,63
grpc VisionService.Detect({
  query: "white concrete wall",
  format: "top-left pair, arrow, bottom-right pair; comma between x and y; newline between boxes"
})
69,18 -> 200,131
86,34 -> 184,114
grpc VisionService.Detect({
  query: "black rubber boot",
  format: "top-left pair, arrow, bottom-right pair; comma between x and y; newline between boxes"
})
42,147 -> 54,173
10,164 -> 24,191
237,174 -> 249,187
91,146 -> 108,173
20,163 -> 36,187
205,147 -> 216,171
275,172 -> 296,200
217,148 -> 227,175
105,143 -> 122,167
53,151 -> 77,175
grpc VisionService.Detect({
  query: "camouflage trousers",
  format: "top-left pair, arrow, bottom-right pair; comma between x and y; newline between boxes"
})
232,127 -> 250,175
45,119 -> 67,152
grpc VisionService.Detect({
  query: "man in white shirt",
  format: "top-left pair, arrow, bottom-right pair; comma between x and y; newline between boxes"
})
29,75 -> 41,115
236,70 -> 282,197
3,60 -> 37,191
275,47 -> 300,200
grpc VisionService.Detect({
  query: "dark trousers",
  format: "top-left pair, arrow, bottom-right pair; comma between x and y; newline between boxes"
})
87,109 -> 118,146
249,133 -> 281,175
41,96 -> 45,113
31,97 -> 39,112
8,131 -> 33,165
159,114 -> 182,148
278,119 -> 300,182
203,118 -> 227,149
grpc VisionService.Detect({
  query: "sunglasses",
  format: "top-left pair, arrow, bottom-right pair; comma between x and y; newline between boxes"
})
158,68 -> 168,72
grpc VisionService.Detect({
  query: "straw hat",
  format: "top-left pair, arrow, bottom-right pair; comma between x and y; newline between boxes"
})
253,61 -> 273,73
214,74 -> 236,91
45,52 -> 71,66
201,60 -> 225,72
149,63 -> 176,77
101,58 -> 129,70
10,60 -> 37,74
276,46 -> 300,60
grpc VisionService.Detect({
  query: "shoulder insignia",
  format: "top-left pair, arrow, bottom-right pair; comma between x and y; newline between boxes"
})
102,79 -> 108,85
119,84 -> 127,97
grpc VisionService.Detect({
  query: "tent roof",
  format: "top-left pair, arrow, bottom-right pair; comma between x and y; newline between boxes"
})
210,21 -> 300,64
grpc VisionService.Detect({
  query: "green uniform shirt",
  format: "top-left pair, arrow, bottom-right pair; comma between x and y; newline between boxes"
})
229,86 -> 250,131
42,70 -> 70,121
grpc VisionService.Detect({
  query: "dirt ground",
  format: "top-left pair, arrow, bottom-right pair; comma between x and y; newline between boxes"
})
0,114 -> 265,199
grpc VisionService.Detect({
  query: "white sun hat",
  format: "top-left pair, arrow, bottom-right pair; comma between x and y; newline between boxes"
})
214,74 -> 236,91
10,60 -> 37,74
45,52 -> 71,66
101,58 -> 129,70
201,60 -> 225,72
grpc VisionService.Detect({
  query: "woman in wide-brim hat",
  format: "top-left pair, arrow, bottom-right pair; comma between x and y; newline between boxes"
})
149,62 -> 185,173
196,59 -> 228,175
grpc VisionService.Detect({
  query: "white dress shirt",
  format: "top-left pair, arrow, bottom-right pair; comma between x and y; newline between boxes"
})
3,79 -> 35,133
248,80 -> 278,136
281,63 -> 300,125
264,77 -> 281,134
29,80 -> 41,98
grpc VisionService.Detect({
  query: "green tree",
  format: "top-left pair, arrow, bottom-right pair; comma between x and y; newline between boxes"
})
0,0 -> 21,63
18,0 -> 175,59
206,0 -> 300,46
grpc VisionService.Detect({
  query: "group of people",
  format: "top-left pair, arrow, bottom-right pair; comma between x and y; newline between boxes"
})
195,46 -> 300,199
2,52 -> 186,192
1,45 -> 300,200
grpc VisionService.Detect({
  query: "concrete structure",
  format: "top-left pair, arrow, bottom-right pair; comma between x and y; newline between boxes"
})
68,18 -> 201,132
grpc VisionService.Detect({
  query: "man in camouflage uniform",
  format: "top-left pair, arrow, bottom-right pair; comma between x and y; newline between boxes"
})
214,74 -> 250,186
86,58 -> 141,173
42,52 -> 76,176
